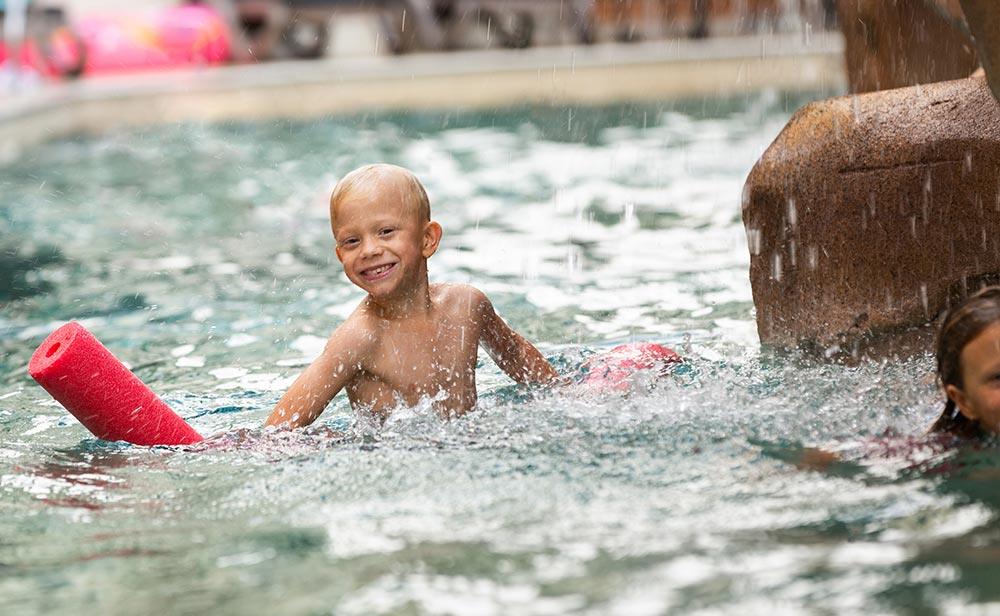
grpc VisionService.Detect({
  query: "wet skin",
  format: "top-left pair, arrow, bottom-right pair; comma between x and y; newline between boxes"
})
265,170 -> 557,427
948,321 -> 1000,433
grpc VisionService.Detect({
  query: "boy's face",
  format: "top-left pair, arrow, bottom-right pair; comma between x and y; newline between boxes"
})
331,182 -> 441,301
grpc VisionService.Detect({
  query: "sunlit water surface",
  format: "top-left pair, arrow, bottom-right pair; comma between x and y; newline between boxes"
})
2,94 -> 999,614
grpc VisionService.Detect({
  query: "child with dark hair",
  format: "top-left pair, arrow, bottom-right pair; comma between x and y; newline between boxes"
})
929,286 -> 1000,438
791,286 -> 1000,473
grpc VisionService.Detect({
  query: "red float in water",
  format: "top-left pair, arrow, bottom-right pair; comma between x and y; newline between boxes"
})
581,342 -> 683,391
28,322 -> 203,446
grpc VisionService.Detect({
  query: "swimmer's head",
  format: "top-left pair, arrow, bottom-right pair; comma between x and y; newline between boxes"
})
329,164 -> 430,233
328,164 -> 442,301
930,285 -> 1000,437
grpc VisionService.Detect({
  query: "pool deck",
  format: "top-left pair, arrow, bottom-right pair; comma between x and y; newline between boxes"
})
0,32 -> 843,162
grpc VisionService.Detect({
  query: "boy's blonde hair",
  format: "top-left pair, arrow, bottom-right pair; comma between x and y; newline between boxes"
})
329,164 -> 430,228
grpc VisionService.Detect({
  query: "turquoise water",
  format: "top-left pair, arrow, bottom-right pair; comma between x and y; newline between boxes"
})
1,94 -> 998,614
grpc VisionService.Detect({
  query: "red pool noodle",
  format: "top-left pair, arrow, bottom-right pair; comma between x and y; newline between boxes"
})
28,321 -> 203,446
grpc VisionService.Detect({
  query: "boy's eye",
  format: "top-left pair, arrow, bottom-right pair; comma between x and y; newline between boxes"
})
379,227 -> 395,236
340,238 -> 359,247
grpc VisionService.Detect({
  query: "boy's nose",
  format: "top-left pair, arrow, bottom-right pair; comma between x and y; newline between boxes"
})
360,238 -> 383,257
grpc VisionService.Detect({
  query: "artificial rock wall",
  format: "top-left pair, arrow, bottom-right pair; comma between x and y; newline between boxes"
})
742,76 -> 1000,354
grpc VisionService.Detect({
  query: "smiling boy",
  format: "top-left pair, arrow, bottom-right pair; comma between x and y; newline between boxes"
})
265,164 -> 558,427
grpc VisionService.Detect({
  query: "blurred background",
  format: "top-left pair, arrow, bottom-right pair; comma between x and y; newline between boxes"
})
0,0 -> 839,79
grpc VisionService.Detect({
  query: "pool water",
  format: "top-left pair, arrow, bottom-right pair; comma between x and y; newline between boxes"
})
2,93 -> 999,614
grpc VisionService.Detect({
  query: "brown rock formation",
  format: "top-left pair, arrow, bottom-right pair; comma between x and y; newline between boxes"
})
742,76 -> 1000,355
836,0 -> 978,93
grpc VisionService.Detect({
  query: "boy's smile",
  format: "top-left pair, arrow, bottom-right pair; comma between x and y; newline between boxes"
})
359,262 -> 397,282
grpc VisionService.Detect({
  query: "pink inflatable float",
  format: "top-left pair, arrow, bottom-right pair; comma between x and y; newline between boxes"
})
75,5 -> 230,74
581,342 -> 684,392
0,5 -> 231,77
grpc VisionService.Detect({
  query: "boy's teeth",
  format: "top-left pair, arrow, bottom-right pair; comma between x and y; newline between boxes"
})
369,264 -> 391,275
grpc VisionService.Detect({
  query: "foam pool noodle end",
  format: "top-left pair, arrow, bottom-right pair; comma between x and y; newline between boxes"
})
28,321 -> 203,446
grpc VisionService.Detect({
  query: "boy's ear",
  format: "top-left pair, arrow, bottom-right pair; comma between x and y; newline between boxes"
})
334,244 -> 345,264
422,221 -> 443,258
946,384 -> 978,421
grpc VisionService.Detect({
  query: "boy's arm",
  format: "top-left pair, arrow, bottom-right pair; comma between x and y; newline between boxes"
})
477,292 -> 558,385
265,324 -> 366,429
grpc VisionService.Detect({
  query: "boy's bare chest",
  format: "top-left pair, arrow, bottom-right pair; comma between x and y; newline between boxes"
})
355,316 -> 482,405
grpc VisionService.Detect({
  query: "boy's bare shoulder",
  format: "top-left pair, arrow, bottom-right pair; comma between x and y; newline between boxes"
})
432,282 -> 492,312
326,300 -> 381,355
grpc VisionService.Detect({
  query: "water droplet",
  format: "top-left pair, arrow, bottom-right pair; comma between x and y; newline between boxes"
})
623,202 -> 636,226
746,228 -> 762,255
771,252 -> 782,282
566,245 -> 582,277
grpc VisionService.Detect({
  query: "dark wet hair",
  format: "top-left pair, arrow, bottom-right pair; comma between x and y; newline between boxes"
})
929,285 -> 1000,437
